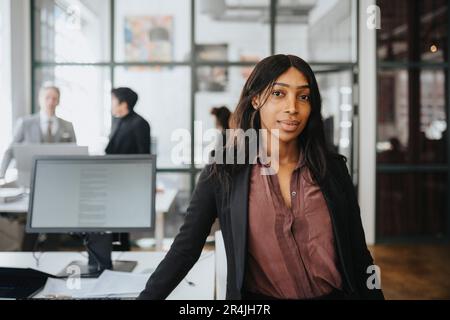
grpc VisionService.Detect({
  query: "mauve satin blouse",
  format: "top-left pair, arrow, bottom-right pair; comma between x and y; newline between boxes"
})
244,157 -> 343,299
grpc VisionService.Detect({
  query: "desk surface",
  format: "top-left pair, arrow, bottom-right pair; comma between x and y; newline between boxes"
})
0,195 -> 28,213
0,188 -> 178,214
0,251 -> 215,299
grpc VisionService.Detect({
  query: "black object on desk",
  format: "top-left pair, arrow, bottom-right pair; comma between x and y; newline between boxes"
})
57,233 -> 137,278
0,267 -> 56,299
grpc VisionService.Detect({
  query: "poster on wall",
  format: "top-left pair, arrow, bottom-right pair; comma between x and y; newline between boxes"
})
196,44 -> 228,92
124,15 -> 173,63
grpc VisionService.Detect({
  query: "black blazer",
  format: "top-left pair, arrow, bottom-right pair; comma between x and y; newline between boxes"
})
138,155 -> 384,300
105,111 -> 151,155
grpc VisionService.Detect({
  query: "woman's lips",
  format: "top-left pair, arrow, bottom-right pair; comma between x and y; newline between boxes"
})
277,120 -> 300,132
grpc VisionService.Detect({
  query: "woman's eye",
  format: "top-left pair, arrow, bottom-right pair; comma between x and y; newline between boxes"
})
299,95 -> 310,101
272,91 -> 284,97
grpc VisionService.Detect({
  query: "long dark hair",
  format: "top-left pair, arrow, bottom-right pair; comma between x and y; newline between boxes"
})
211,54 -> 332,185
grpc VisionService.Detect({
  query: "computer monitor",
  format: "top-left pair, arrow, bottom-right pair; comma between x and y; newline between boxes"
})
12,144 -> 89,188
26,155 -> 156,276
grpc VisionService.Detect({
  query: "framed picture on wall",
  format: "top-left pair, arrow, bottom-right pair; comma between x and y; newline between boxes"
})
195,44 -> 228,92
124,15 -> 173,63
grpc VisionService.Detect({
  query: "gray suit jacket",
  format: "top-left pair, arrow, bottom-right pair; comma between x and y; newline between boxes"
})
0,113 -> 76,177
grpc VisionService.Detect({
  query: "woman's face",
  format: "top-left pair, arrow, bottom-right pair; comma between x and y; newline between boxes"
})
253,67 -> 312,144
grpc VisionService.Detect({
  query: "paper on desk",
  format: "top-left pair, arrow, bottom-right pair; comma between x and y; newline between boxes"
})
88,270 -> 150,297
35,270 -> 151,299
0,188 -> 24,203
36,278 -> 98,299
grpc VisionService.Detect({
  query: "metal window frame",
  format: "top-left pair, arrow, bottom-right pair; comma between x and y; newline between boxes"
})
30,0 -> 359,195
375,0 -> 450,243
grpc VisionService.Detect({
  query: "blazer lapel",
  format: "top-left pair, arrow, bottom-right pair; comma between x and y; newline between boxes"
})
32,116 -> 44,143
53,118 -> 63,142
229,165 -> 251,292
320,174 -> 349,247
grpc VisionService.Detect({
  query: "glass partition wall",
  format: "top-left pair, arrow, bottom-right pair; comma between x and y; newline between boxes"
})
31,0 -> 358,239
376,0 -> 450,242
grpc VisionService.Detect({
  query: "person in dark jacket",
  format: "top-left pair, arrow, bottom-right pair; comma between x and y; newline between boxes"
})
106,87 -> 151,251
106,87 -> 151,155
138,55 -> 384,300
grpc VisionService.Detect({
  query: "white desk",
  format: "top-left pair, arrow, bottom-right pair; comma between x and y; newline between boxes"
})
0,188 -> 178,251
215,231 -> 227,300
0,251 -> 215,299
154,188 -> 178,250
0,195 -> 28,213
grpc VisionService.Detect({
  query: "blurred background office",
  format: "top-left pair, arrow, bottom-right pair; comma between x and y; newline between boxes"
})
0,0 -> 449,299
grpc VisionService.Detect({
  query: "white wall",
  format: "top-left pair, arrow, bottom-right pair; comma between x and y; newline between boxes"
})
358,0 -> 377,245
276,24 -> 308,58
308,0 -> 354,62
0,0 -> 12,157
10,0 -> 31,121
195,6 -> 270,60
0,0 -> 30,158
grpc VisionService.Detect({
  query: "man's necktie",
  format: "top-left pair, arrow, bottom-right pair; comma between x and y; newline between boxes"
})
46,119 -> 54,143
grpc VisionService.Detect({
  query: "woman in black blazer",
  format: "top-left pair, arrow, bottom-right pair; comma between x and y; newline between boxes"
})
138,55 -> 384,300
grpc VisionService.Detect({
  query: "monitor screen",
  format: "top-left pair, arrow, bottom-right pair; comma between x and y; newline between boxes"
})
27,155 -> 155,233
12,144 -> 89,188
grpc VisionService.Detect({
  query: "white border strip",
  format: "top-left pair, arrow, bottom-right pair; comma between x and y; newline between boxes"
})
358,0 -> 377,245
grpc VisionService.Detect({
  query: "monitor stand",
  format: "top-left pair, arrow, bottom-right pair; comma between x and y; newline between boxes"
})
58,233 -> 137,278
